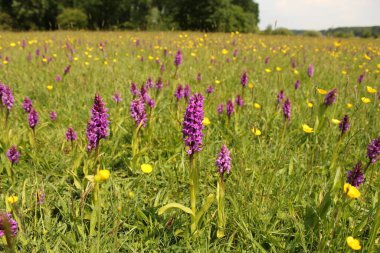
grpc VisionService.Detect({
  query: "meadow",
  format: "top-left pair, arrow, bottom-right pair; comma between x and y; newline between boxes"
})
0,31 -> 379,252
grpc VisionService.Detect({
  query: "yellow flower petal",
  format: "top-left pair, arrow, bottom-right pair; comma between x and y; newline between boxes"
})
317,88 -> 327,95
344,183 -> 360,199
307,102 -> 313,108
331,118 -> 340,125
7,196 -> 18,204
98,169 -> 110,181
251,127 -> 261,136
47,85 -> 53,91
141,164 -> 153,174
347,103 -> 353,109
346,236 -> 361,251
222,49 -> 228,55
302,124 -> 314,133
253,103 -> 261,109
361,97 -> 371,104
367,86 -> 377,94
202,117 -> 211,126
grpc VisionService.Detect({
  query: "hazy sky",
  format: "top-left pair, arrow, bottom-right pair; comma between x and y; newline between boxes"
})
256,0 -> 380,30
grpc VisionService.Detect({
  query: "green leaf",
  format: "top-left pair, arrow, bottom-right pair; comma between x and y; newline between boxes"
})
194,194 -> 215,227
158,203 -> 194,216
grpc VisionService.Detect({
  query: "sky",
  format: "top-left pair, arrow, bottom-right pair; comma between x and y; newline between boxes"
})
256,0 -> 380,30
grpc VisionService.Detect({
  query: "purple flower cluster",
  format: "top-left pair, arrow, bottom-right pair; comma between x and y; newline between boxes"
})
226,100 -> 234,118
235,95 -> 244,107
347,162 -> 365,187
357,74 -> 364,84
197,72 -> 202,82
6,146 -> 20,165
66,127 -> 77,142
175,84 -> 184,100
155,78 -> 163,90
130,82 -> 140,97
182,93 -> 204,155
50,111 -> 57,121
22,97 -> 33,113
339,115 -> 350,135
86,94 -> 110,151
174,50 -> 183,67
307,64 -> 314,78
367,136 -> 380,164
282,98 -> 291,121
240,71 -> 248,87
277,90 -> 285,104
28,109 -> 39,129
64,65 -> 71,75
36,190 -> 45,205
0,213 -> 18,237
294,80 -> 300,90
217,104 -> 224,114
324,88 -> 337,106
0,84 -> 14,110
184,84 -> 191,100
130,98 -> 147,127
216,144 -> 231,175
206,85 -> 214,94
112,92 -> 122,103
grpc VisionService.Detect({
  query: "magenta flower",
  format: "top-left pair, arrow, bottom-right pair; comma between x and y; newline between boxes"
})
324,88 -> 337,106
112,92 -> 122,104
155,78 -> 163,90
235,95 -> 244,107
174,50 -> 183,67
339,115 -> 350,135
226,100 -> 234,119
0,213 -> 18,237
216,144 -> 231,175
307,64 -> 314,78
217,104 -> 224,114
130,82 -> 140,97
347,162 -> 365,187
50,111 -> 57,121
367,136 -> 380,164
184,84 -> 191,100
206,85 -> 214,94
277,90 -> 285,104
85,94 -> 110,152
240,71 -> 248,87
6,146 -> 20,165
175,84 -> 184,100
130,98 -> 147,127
66,127 -> 77,142
0,85 -> 14,110
294,80 -> 300,90
55,75 -> 62,82
28,109 -> 39,129
23,97 -> 33,113
182,93 -> 204,155
282,98 -> 291,121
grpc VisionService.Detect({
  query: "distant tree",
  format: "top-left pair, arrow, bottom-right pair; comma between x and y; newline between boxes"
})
57,8 -> 88,29
303,30 -> 322,37
0,11 -> 12,30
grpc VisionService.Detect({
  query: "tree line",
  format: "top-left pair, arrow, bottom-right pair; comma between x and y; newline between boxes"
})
0,0 -> 259,32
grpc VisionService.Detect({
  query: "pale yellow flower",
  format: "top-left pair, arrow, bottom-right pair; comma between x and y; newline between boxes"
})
361,97 -> 371,104
7,196 -> 18,204
141,164 -> 153,174
367,86 -> 377,94
344,183 -> 360,199
346,237 -> 361,251
317,88 -> 327,95
331,118 -> 340,125
253,103 -> 261,109
302,124 -> 314,133
202,117 -> 211,126
251,127 -> 261,136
